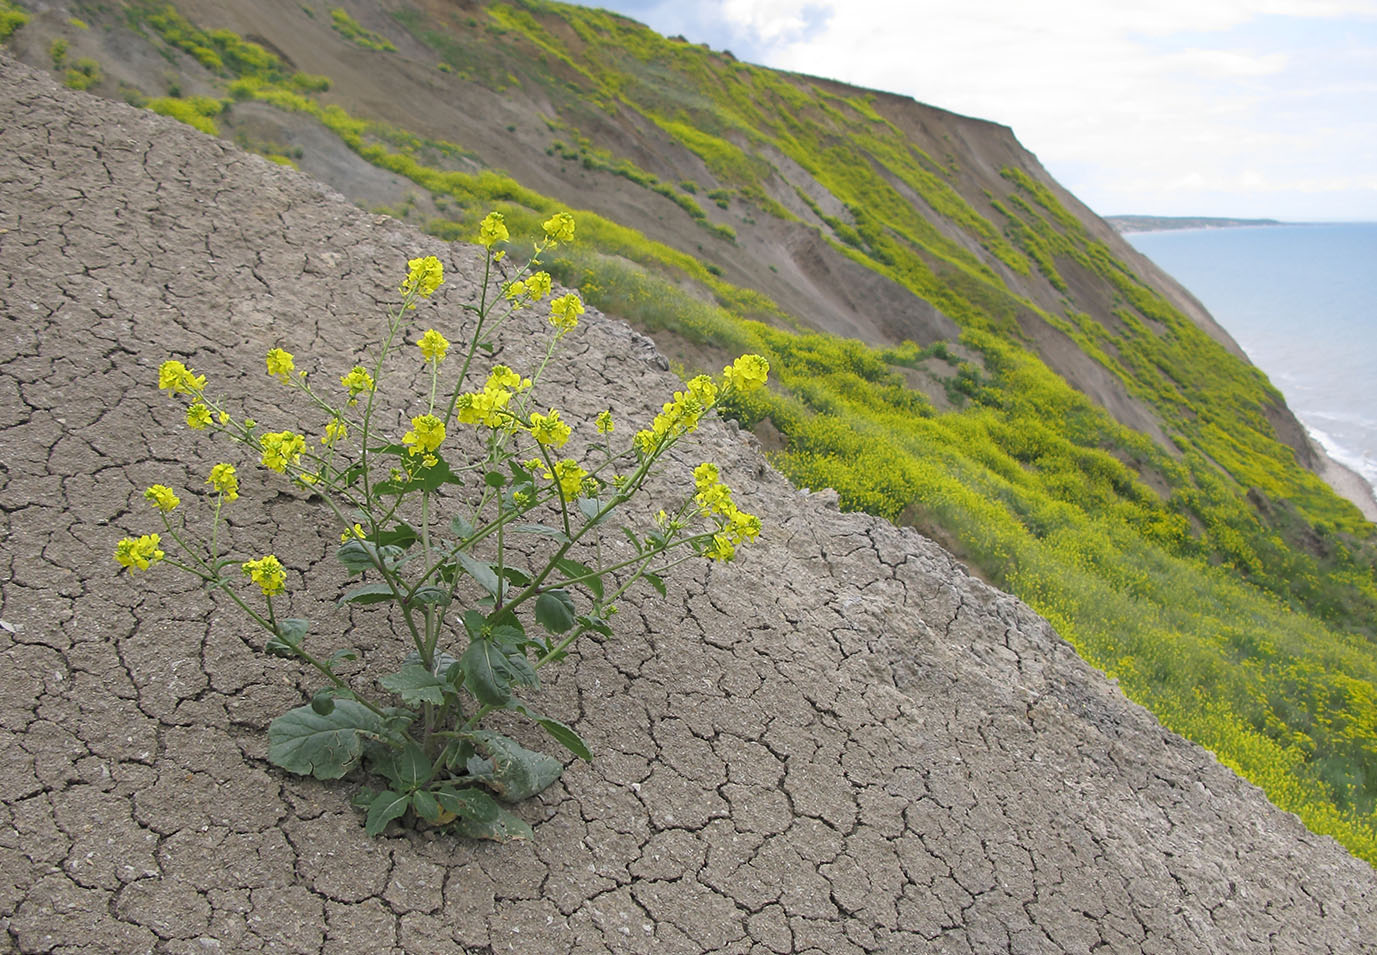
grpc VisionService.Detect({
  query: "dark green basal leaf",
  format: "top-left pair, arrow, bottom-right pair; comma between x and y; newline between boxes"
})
455,551 -> 501,597
391,740 -> 434,790
555,557 -> 603,600
460,639 -> 538,707
365,789 -> 410,836
341,582 -> 397,605
411,788 -> 443,824
267,700 -> 383,780
467,730 -> 564,802
535,589 -> 577,634
379,664 -> 449,706
450,795 -> 534,841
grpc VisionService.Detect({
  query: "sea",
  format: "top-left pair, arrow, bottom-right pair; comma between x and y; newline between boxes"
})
1124,222 -> 1377,495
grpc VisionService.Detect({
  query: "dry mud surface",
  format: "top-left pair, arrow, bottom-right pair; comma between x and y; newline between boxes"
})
2,56 -> 1375,954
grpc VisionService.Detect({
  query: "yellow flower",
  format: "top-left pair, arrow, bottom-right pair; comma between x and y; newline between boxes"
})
728,508 -> 762,543
503,279 -> 527,302
158,359 -> 205,396
544,458 -> 587,498
321,420 -> 347,447
548,292 -> 584,334
403,414 -> 446,456
529,408 -> 571,448
704,532 -> 736,562
686,375 -> 718,409
115,533 -> 164,571
455,389 -> 512,428
417,329 -> 449,363
186,403 -> 212,430
723,353 -> 769,393
595,409 -> 614,434
341,523 -> 366,542
542,211 -> 576,245
259,430 -> 306,473
143,484 -> 180,513
478,212 -> 509,249
485,364 -> 527,393
401,255 -> 444,298
266,348 -> 295,383
207,463 -> 239,501
525,271 -> 552,300
242,555 -> 287,596
340,365 -> 374,405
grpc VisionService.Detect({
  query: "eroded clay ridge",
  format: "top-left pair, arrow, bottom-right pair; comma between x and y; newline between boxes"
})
1,55 -> 1373,955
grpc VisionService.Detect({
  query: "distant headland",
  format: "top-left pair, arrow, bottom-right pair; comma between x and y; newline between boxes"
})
1106,214 -> 1284,233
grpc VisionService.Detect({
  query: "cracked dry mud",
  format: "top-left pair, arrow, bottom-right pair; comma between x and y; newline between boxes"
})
1,56 -> 1374,954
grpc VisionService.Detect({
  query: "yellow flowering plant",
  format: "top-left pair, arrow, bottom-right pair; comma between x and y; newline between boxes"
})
115,211 -> 769,841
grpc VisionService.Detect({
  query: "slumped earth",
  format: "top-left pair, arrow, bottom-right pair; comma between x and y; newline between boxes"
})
1,56 -> 1375,954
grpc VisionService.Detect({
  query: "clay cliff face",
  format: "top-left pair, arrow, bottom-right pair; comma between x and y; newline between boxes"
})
2,56 -> 1375,954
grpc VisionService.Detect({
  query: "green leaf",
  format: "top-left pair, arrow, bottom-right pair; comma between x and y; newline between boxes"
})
500,566 -> 533,588
391,740 -> 434,790
510,704 -> 592,762
337,540 -> 404,574
468,730 -> 564,802
642,571 -> 666,597
484,470 -> 507,488
450,513 -> 475,539
555,557 -> 603,600
621,527 -> 643,553
365,789 -> 410,836
379,664 -> 448,706
341,582 -> 397,605
441,788 -> 534,841
535,589 -> 577,634
310,689 -> 336,716
576,614 -> 613,638
411,788 -> 443,824
460,639 -> 537,707
511,523 -> 570,543
267,700 -> 383,780
376,523 -> 419,548
265,617 -> 308,658
410,584 -> 451,606
455,551 -> 501,597
578,497 -> 604,523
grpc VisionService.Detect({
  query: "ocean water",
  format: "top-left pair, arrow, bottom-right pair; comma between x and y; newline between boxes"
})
1125,222 -> 1377,493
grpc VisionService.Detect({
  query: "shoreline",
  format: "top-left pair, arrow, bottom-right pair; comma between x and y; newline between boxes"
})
1310,433 -> 1377,523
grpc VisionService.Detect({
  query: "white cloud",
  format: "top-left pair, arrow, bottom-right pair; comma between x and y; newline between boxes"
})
689,0 -> 1377,218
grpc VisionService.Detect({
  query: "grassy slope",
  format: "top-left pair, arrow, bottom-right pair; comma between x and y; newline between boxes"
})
15,0 -> 1377,861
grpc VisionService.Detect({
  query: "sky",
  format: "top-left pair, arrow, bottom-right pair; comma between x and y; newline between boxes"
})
564,0 -> 1377,221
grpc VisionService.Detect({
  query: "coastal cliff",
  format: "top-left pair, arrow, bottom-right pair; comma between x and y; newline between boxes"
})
3,54 -> 1377,954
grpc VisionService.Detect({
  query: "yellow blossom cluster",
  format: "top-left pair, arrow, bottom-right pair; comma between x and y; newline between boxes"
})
542,212 -> 576,245
543,459 -> 589,498
207,463 -> 239,500
455,364 -> 531,430
321,420 -> 347,447
144,484 -> 180,512
242,555 -> 286,596
693,462 -> 761,562
478,213 -> 509,249
259,430 -> 306,473
340,365 -> 374,405
115,533 -> 164,571
548,292 -> 584,334
416,329 -> 449,364
400,255 -> 444,299
403,414 -> 446,458
529,408 -> 571,448
266,347 -> 295,383
503,270 -> 553,304
158,359 -> 205,396
634,374 -> 718,455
